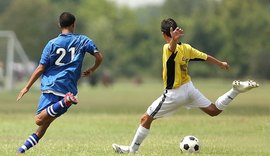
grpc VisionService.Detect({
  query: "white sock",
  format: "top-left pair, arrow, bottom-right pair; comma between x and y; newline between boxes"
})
130,125 -> 149,152
215,89 -> 239,110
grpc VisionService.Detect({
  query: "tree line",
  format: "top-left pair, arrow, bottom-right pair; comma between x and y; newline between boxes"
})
0,0 -> 269,80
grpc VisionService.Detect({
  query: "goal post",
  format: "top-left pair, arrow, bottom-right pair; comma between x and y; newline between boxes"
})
0,31 -> 31,90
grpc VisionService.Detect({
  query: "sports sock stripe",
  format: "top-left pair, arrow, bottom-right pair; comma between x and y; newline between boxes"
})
21,145 -> 27,150
59,100 -> 65,108
46,106 -> 56,117
49,105 -> 57,115
29,135 -> 38,145
27,138 -> 35,146
19,133 -> 39,152
48,106 -> 56,117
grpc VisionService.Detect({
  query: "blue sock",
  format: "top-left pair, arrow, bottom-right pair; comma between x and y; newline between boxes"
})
46,99 -> 68,117
17,133 -> 39,153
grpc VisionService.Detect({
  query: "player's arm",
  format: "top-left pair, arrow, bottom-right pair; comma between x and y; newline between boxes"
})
82,52 -> 103,77
206,55 -> 229,70
168,27 -> 184,52
17,64 -> 46,101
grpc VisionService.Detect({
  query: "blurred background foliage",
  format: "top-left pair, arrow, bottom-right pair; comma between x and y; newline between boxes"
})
0,0 -> 269,80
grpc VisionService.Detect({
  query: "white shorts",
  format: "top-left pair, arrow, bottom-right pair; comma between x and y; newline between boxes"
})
146,81 -> 211,119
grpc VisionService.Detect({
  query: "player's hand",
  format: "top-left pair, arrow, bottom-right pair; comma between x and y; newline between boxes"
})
17,87 -> 29,101
219,62 -> 230,70
170,27 -> 184,41
82,68 -> 93,77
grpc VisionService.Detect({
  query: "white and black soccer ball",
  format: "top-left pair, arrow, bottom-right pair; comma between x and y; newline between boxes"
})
179,135 -> 200,153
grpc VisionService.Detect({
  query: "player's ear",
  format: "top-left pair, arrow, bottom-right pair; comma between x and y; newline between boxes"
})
71,23 -> 75,32
162,32 -> 169,39
162,32 -> 166,37
58,23 -> 61,28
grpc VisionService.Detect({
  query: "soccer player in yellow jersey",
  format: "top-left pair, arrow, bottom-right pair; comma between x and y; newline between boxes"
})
112,18 -> 259,154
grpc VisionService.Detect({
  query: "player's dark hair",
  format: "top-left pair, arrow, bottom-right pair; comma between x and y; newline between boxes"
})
59,12 -> 76,28
161,18 -> 178,38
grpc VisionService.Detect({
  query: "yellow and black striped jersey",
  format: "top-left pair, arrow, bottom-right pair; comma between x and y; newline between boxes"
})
162,43 -> 207,89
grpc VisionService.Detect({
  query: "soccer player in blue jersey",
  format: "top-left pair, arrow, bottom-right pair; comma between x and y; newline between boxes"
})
16,12 -> 103,153
112,18 -> 259,154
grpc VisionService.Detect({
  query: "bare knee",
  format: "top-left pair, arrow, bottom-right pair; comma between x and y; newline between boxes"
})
35,116 -> 43,126
140,113 -> 154,129
201,104 -> 222,117
35,114 -> 55,126
35,109 -> 56,126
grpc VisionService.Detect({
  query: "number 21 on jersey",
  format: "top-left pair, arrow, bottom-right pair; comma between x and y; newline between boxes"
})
55,47 -> 76,66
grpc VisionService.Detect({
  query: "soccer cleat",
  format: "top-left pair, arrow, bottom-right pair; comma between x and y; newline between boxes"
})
64,92 -> 78,106
232,80 -> 259,93
112,144 -> 137,154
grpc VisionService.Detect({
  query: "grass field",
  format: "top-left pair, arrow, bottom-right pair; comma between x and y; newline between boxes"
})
0,79 -> 269,156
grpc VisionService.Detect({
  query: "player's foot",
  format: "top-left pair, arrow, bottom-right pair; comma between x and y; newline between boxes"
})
112,144 -> 130,154
232,80 -> 259,93
16,148 -> 25,154
112,144 -> 137,154
64,92 -> 78,106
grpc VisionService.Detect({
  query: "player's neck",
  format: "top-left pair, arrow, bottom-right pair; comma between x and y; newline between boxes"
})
61,28 -> 74,34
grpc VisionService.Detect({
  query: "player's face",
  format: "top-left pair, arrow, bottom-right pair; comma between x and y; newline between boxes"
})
162,32 -> 171,42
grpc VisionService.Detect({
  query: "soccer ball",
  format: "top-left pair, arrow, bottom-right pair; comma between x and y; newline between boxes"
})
179,135 -> 200,153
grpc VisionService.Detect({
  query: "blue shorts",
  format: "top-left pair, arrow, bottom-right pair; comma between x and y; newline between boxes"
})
36,93 -> 69,117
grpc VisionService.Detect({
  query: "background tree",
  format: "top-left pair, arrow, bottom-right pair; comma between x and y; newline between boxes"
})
0,0 -> 269,80
0,0 -> 57,60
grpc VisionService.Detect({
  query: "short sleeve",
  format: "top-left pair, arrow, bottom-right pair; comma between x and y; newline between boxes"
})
39,42 -> 51,66
189,45 -> 207,60
83,36 -> 99,55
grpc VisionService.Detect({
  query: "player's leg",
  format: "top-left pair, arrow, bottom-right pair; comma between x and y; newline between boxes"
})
17,92 -> 78,153
16,113 -> 55,154
128,113 -> 154,153
45,92 -> 78,118
35,108 -> 55,126
112,113 -> 154,154
200,103 -> 222,116
186,80 -> 258,116
214,80 -> 259,111
185,81 -> 220,116
16,133 -> 40,154
112,92 -> 167,154
34,92 -> 77,125
113,89 -> 181,154
35,116 -> 55,138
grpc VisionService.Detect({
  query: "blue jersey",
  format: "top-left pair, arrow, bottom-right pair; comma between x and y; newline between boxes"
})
39,33 -> 98,96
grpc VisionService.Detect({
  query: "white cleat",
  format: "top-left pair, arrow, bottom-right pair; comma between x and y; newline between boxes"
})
112,144 -> 130,154
232,80 -> 259,93
112,144 -> 137,154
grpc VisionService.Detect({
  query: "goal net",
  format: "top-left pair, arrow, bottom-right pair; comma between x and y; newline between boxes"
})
0,31 -> 34,91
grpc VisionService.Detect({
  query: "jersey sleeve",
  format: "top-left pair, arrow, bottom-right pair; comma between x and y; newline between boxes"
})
188,44 -> 207,61
83,36 -> 99,55
39,42 -> 51,66
163,44 -> 170,53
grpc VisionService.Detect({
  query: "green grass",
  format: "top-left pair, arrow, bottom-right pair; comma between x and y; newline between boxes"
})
0,79 -> 270,156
